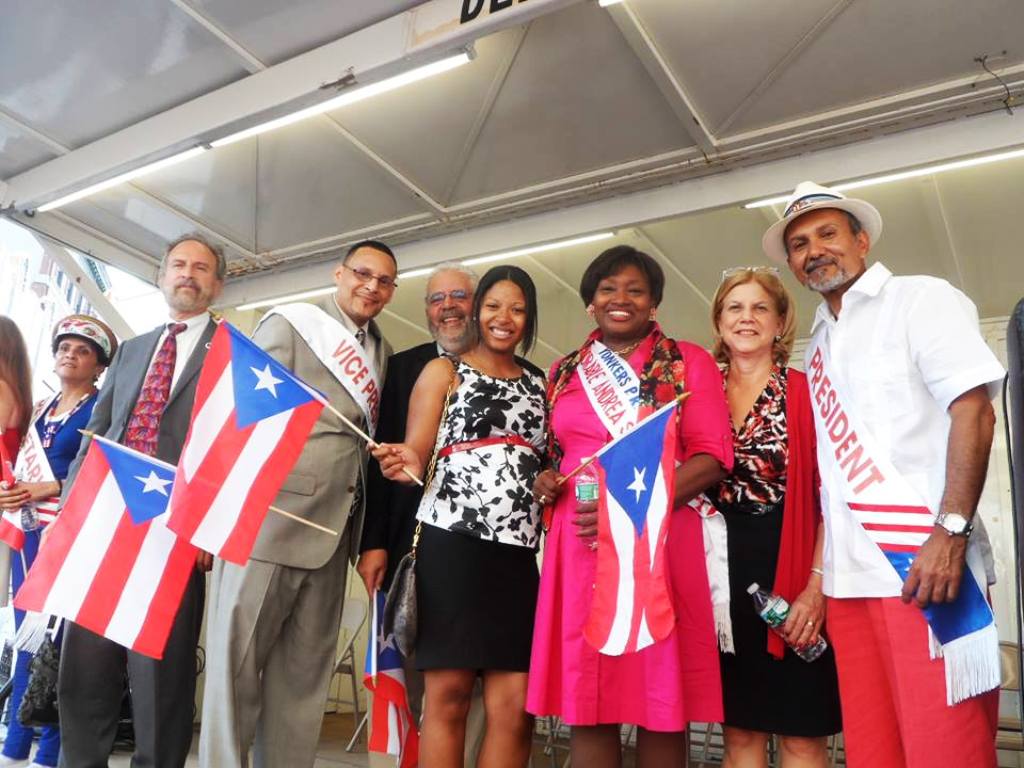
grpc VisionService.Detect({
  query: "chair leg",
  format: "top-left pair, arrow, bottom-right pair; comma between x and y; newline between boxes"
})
347,711 -> 369,752
348,657 -> 361,731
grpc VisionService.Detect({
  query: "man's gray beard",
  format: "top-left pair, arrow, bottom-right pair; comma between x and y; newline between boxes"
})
807,266 -> 850,294
432,323 -> 475,355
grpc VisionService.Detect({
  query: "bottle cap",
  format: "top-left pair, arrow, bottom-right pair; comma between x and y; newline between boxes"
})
747,583 -> 760,594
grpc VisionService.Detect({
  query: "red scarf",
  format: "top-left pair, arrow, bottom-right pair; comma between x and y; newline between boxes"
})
767,368 -> 821,659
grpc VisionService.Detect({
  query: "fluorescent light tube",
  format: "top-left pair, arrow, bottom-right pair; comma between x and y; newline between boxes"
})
236,286 -> 335,312
37,147 -> 208,212
744,146 -> 1024,209
598,0 -> 624,6
233,232 -> 616,312
463,232 -> 615,266
212,52 -> 471,149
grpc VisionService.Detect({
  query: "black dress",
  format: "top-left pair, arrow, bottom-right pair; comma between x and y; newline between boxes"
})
415,360 -> 546,672
710,367 -> 842,737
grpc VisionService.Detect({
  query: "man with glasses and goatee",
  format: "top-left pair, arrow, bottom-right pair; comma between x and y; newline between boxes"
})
201,240 -> 395,768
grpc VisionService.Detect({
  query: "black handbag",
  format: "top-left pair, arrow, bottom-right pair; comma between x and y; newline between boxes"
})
382,361 -> 456,657
17,620 -> 60,727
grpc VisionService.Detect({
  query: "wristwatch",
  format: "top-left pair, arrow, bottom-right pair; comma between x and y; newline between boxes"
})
935,511 -> 974,538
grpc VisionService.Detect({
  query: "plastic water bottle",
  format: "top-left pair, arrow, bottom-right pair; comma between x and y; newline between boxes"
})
574,462 -> 599,503
747,582 -> 828,663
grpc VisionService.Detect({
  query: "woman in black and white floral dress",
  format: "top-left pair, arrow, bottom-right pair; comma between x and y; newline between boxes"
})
375,264 -> 546,768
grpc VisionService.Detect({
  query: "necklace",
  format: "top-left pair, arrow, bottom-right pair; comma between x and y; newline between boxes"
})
606,338 -> 643,357
41,391 -> 94,449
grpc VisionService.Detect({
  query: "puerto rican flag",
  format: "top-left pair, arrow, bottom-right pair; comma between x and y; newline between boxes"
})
365,591 -> 419,768
13,435 -> 195,659
167,321 -> 323,564
584,400 -> 678,656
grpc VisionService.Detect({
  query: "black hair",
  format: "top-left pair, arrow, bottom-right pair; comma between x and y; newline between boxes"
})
579,245 -> 665,307
472,265 -> 538,354
345,239 -> 396,265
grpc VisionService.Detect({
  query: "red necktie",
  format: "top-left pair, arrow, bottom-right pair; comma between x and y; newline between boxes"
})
124,322 -> 187,456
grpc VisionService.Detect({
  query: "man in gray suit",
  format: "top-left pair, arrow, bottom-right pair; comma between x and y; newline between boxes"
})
58,233 -> 225,768
200,240 -> 396,767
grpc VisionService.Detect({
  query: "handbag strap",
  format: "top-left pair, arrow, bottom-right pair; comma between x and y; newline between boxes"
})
411,358 -> 458,559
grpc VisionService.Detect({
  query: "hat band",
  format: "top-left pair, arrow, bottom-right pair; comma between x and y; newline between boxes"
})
785,192 -> 844,218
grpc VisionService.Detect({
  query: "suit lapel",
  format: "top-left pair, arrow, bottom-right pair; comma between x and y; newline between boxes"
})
167,318 -> 216,409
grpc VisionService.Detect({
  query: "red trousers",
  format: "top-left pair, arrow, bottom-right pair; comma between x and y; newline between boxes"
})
827,596 -> 998,768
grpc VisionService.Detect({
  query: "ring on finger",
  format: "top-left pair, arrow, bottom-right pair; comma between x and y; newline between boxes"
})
539,494 -> 548,505
805,620 -> 814,627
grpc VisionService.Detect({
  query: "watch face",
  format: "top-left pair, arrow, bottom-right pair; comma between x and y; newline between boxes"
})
940,513 -> 969,534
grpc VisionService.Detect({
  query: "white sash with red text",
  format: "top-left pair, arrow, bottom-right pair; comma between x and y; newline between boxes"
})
0,405 -> 60,549
260,303 -> 381,433
807,327 -> 998,704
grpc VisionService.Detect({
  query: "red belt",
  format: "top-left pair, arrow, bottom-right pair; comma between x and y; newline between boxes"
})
438,434 -> 538,458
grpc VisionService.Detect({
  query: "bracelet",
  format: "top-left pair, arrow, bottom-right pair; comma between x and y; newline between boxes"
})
810,567 -> 824,577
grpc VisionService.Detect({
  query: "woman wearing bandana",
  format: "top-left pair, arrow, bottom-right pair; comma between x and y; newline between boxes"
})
0,314 -> 116,768
527,246 -> 733,767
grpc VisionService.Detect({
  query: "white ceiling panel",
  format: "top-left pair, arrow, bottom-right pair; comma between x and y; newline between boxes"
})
190,0 -> 426,66
333,27 -> 529,206
133,138 -> 259,252
449,2 -> 692,204
0,0 -> 249,148
731,0 -> 1024,134
629,0 -> 841,135
252,118 -> 432,253
0,121 -> 58,179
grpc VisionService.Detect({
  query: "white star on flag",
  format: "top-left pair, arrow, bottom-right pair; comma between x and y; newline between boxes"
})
626,466 -> 647,503
135,471 -> 172,496
251,364 -> 283,397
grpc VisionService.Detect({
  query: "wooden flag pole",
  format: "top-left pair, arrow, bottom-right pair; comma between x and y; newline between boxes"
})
555,391 -> 692,487
268,505 -> 338,536
79,431 -> 339,536
311,395 -> 424,488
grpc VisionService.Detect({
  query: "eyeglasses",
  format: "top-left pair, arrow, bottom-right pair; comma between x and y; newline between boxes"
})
720,266 -> 780,281
426,289 -> 470,306
343,264 -> 397,289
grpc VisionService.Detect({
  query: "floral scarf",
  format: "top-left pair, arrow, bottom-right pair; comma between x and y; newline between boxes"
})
546,322 -> 686,472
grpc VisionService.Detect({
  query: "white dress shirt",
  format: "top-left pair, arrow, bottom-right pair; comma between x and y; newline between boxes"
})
332,297 -> 380,377
806,262 -> 1005,597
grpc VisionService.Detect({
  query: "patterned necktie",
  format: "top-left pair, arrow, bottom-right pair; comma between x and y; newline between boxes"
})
124,322 -> 187,456
355,327 -> 366,347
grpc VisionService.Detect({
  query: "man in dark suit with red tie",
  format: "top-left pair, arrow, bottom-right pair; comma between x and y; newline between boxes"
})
57,233 -> 225,768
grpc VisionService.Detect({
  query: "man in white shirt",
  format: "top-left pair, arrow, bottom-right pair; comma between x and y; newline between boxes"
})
59,233 -> 224,768
764,182 -> 1004,768
200,240 -> 395,768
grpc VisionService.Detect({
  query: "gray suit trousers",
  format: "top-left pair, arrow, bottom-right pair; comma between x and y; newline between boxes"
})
199,530 -> 351,768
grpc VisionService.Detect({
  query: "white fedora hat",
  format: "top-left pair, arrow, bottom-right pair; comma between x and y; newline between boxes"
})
761,181 -> 883,264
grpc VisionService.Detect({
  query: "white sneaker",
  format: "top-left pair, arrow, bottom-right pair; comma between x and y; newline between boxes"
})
29,763 -> 54,768
0,757 -> 28,767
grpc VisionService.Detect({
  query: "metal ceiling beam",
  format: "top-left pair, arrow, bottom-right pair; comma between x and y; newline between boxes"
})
634,226 -> 712,308
9,211 -> 160,283
2,0 -> 583,211
605,3 -> 718,156
217,107 -> 1024,308
31,233 -> 137,340
715,0 -> 855,136
165,0 -> 448,217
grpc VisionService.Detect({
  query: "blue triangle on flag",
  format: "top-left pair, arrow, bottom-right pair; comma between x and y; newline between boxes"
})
225,323 -> 320,428
95,440 -> 176,524
599,406 -> 674,536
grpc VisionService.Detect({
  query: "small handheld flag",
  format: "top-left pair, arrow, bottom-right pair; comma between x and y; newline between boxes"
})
14,435 -> 197,658
168,321 -> 324,564
583,400 -> 679,656
364,591 -> 419,768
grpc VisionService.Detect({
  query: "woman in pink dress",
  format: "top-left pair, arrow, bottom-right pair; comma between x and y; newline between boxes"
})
528,246 -> 733,767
